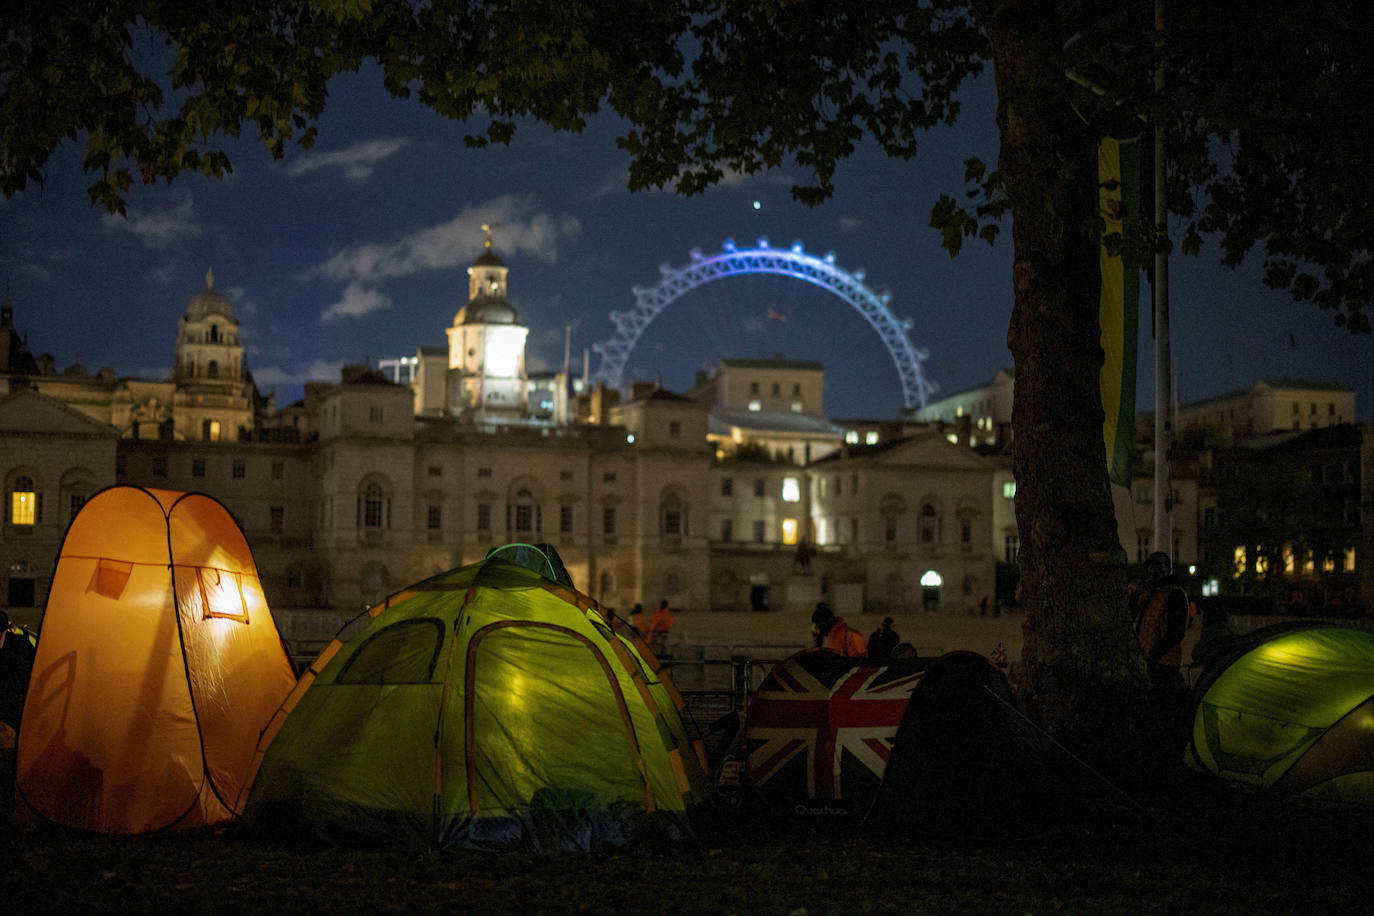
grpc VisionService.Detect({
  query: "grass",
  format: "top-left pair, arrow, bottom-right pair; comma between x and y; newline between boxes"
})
4,774 -> 1370,915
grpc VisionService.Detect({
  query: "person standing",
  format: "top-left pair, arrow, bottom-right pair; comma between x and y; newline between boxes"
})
1132,551 -> 1190,701
647,599 -> 674,654
811,603 -> 867,657
868,617 -> 900,660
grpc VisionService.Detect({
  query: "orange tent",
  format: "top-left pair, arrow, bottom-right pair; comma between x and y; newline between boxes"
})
15,486 -> 296,833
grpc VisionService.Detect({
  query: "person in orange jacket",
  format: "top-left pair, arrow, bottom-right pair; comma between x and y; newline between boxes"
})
811,602 -> 866,657
646,599 -> 674,653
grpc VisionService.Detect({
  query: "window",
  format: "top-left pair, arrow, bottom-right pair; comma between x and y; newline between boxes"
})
192,458 -> 206,478
152,456 -> 167,478
1203,507 -> 1216,529
771,382 -> 781,395
158,419 -> 175,441
1002,481 -> 1016,499
427,504 -> 441,530
272,460 -> 285,480
477,503 -> 491,530
369,405 -> 384,423
791,401 -> 803,412
669,420 -> 682,437
603,506 -> 617,536
722,477 -> 734,496
209,324 -> 219,343
207,360 -> 219,379
960,519 -> 972,545
750,381 -> 760,394
603,471 -> 617,483
1292,401 -> 1299,415
664,507 -> 682,536
792,383 -> 801,395
845,430 -> 859,444
1329,402 -> 1336,415
203,419 -> 221,442
116,454 -> 126,477
850,473 -> 858,493
478,466 -> 493,478
721,518 -> 733,542
232,458 -> 246,479
1136,533 -> 1151,563
560,505 -> 574,534
752,519 -> 766,542
270,506 -> 284,533
1005,535 -> 1020,564
753,478 -> 765,498
748,399 -> 761,411
920,503 -> 938,543
782,518 -> 798,545
560,470 -> 574,481
362,483 -> 385,528
865,431 -> 879,445
69,493 -> 86,519
885,514 -> 898,544
10,477 -> 38,525
782,477 -> 800,502
513,488 -> 535,533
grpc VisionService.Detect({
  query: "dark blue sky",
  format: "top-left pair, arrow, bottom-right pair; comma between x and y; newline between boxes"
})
2,67 -> 1368,420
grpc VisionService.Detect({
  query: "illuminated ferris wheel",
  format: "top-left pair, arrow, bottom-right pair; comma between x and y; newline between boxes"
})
589,238 -> 934,410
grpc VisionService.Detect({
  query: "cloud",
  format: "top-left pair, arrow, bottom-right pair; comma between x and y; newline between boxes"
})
311,194 -> 580,285
320,282 -> 393,324
837,216 -> 866,233
105,193 -> 199,248
305,194 -> 581,323
251,359 -> 349,391
285,138 -> 409,183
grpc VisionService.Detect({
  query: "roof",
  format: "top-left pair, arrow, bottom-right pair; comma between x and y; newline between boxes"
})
455,294 -> 520,326
473,249 -> 505,268
709,406 -> 843,436
721,357 -> 824,371
1184,378 -> 1355,410
184,269 -> 236,323
624,386 -> 698,405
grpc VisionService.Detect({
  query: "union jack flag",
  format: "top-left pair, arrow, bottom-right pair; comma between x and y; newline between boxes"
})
744,651 -> 926,812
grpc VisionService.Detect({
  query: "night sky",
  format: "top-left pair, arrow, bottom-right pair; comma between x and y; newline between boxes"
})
2,66 -> 1368,420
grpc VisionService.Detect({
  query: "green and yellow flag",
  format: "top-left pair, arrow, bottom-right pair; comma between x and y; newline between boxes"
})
1098,136 -> 1140,486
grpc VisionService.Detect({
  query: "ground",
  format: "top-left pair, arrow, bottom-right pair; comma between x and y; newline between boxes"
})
3,777 -> 1369,914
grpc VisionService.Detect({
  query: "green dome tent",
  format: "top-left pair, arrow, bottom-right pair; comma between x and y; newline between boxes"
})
242,548 -> 709,851
1185,624 -> 1374,806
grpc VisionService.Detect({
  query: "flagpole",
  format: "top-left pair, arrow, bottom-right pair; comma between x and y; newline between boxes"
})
1153,0 -> 1173,562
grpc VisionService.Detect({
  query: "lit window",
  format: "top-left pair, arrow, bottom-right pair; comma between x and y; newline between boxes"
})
865,431 -> 879,445
203,420 -> 221,442
1002,481 -> 1016,499
782,477 -> 800,502
791,401 -> 803,413
10,477 -> 37,525
782,518 -> 798,545
748,400 -> 762,412
845,431 -> 859,444
1233,546 -> 1247,577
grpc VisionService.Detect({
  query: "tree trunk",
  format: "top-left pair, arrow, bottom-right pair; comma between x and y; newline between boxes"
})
980,1 -> 1151,778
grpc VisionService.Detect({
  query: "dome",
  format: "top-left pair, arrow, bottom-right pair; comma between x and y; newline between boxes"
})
184,268 -> 235,322
473,249 -> 505,268
455,294 -> 520,326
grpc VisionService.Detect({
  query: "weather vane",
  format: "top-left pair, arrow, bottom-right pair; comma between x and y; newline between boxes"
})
481,222 -> 499,250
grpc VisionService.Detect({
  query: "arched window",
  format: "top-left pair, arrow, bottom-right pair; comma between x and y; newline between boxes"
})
209,324 -> 219,342
358,478 -> 392,530
512,487 -> 538,533
207,360 -> 219,379
920,503 -> 938,543
9,475 -> 39,526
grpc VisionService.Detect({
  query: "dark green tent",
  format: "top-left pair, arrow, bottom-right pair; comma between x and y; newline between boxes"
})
1185,624 -> 1374,805
242,548 -> 709,850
